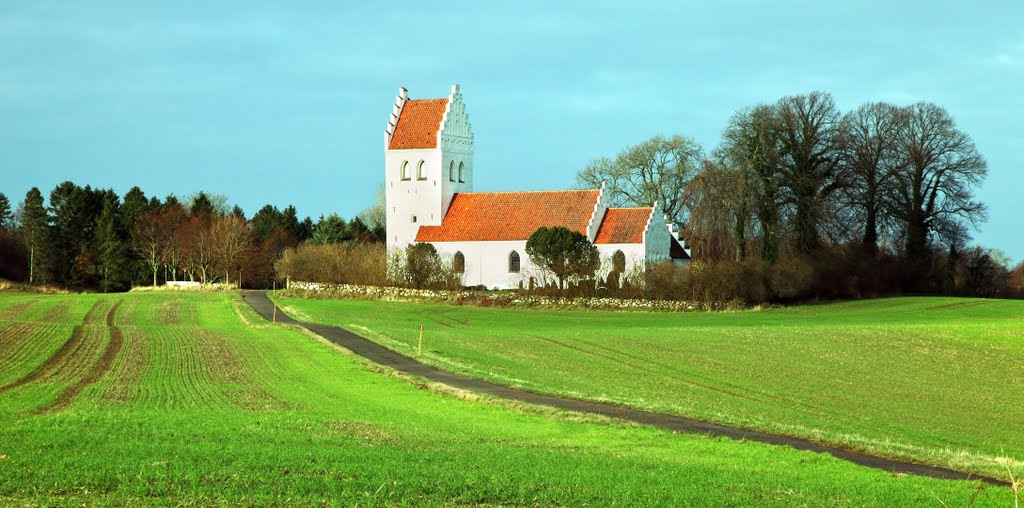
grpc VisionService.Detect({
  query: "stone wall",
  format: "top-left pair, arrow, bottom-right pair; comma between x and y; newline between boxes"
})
285,280 -> 719,311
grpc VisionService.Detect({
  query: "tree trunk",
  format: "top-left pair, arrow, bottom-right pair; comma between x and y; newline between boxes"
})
794,194 -> 819,254
904,213 -> 930,292
862,210 -> 878,256
734,215 -> 746,262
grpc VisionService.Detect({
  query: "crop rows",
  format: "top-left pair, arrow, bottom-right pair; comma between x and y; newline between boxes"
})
1,291 -> 1017,505
0,300 -> 36,321
0,321 -> 71,386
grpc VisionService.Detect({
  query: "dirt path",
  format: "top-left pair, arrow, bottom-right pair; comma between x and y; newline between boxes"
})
241,290 -> 1007,486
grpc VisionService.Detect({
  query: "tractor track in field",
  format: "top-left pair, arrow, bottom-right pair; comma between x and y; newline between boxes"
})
241,290 -> 1009,487
0,300 -> 106,395
40,300 -> 125,412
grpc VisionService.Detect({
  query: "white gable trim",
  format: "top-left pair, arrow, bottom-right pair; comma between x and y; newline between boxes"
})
384,86 -> 409,150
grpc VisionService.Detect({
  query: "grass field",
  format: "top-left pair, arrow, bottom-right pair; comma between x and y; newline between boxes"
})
0,292 -> 1015,505
276,294 -> 1024,482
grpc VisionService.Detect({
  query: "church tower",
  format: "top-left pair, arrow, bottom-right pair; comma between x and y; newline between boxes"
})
384,85 -> 475,252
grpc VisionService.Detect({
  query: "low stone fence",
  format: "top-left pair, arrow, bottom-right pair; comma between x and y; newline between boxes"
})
285,280 -> 717,311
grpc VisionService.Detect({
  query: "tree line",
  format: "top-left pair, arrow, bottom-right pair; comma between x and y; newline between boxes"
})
579,92 -> 1022,299
0,182 -> 384,291
2,90 -> 1021,299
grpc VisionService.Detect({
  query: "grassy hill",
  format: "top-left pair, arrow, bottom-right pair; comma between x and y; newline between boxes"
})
276,294 -> 1024,482
0,292 -> 1014,505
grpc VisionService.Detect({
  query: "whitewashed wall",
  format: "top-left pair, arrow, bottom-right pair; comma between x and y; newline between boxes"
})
385,148 -> 444,251
432,240 -> 539,289
384,85 -> 475,253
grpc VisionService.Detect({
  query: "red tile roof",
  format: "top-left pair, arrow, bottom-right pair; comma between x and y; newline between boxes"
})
389,99 -> 448,149
594,208 -> 652,244
415,190 -> 601,242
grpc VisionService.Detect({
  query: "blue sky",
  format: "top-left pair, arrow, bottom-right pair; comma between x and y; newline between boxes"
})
2,1 -> 1021,262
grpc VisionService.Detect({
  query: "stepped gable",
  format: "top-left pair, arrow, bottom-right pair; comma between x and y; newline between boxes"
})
593,207 -> 653,244
416,189 -> 601,242
388,99 -> 449,149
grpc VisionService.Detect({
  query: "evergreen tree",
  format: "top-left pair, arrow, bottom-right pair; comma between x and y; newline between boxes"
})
49,181 -> 92,286
120,186 -> 151,285
526,226 -> 600,290
251,205 -> 284,241
95,194 -> 128,292
311,214 -> 350,244
120,186 -> 149,233
19,188 -> 50,285
0,192 -> 11,230
189,192 -> 215,224
348,217 -> 374,244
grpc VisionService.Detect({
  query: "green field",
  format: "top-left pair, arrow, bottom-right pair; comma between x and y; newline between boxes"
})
276,294 -> 1024,482
0,292 -> 1014,505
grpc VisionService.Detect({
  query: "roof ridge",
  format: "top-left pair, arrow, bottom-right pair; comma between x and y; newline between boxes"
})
456,188 -> 599,196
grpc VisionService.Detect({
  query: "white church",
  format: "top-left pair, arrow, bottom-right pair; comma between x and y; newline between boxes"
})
384,85 -> 689,289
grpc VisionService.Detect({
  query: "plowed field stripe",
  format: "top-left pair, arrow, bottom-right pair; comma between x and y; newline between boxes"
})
40,300 -> 125,412
0,300 -> 105,395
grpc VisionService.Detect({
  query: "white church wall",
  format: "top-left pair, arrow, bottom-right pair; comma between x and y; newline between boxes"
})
385,148 -> 445,251
385,85 -> 476,254
643,220 -> 672,263
431,240 -> 537,289
595,243 -> 647,287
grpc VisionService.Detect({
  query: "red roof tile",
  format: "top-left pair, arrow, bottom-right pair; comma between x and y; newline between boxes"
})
416,190 -> 601,242
594,208 -> 652,244
389,99 -> 448,149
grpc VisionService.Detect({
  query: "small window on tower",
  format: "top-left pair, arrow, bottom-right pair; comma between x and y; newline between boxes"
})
411,215 -> 417,223
458,161 -> 465,183
416,160 -> 427,180
400,161 -> 410,181
449,160 -> 455,182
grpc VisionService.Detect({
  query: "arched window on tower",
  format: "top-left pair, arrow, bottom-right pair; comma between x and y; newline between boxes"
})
416,160 -> 427,180
458,161 -> 465,183
400,161 -> 410,181
449,161 -> 455,182
453,251 -> 465,274
508,250 -> 521,273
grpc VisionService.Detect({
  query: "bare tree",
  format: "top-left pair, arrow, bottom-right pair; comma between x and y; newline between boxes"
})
211,215 -> 252,285
839,102 -> 902,255
576,135 -> 703,225
719,105 -> 786,262
682,159 -> 752,262
134,209 -> 166,287
888,102 -> 987,286
775,92 -> 847,254
177,216 -> 216,283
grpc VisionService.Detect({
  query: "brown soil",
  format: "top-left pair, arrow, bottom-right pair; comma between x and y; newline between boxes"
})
40,300 -> 124,412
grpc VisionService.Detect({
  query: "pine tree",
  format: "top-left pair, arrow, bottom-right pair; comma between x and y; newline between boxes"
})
19,188 -> 50,285
0,192 -> 11,230
95,195 -> 128,292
